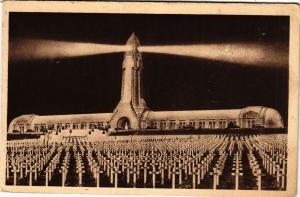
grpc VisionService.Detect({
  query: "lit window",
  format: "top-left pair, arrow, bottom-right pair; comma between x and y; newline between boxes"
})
98,122 -> 103,129
189,121 -> 195,128
81,122 -> 87,129
160,121 -> 167,129
47,124 -> 54,130
209,121 -> 212,129
212,121 -> 216,128
89,122 -> 95,129
169,120 -> 176,129
19,124 -> 24,132
65,123 -> 70,129
73,123 -> 79,129
179,121 -> 186,129
57,123 -> 62,129
150,121 -> 157,129
34,124 -> 39,132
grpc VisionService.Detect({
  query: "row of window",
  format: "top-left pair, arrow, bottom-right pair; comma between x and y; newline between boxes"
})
14,118 -> 256,132
33,122 -> 106,132
148,119 -> 238,129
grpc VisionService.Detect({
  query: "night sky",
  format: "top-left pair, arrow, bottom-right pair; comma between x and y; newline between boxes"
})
8,13 -> 289,125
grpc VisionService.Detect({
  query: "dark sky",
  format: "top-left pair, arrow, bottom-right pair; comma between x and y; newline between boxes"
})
8,13 -> 289,125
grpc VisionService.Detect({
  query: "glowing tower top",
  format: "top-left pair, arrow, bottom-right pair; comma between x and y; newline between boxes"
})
126,32 -> 140,51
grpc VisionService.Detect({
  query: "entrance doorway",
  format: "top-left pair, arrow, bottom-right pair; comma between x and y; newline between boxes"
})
117,117 -> 131,130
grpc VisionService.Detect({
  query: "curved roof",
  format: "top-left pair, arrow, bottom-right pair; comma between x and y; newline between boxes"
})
8,114 -> 38,131
13,114 -> 37,123
263,108 -> 284,128
147,109 -> 242,121
239,106 -> 267,119
31,113 -> 112,125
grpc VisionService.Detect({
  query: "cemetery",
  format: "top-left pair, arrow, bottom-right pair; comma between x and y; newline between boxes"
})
6,132 -> 287,190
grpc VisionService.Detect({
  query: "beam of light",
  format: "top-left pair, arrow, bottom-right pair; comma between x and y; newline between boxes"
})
139,43 -> 288,68
9,39 -> 131,63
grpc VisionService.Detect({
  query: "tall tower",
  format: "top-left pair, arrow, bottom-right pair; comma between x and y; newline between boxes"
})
109,33 -> 148,130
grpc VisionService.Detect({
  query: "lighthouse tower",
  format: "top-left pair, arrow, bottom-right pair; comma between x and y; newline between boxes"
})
109,33 -> 149,130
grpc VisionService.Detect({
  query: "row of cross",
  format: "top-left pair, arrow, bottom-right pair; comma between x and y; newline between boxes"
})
6,134 -> 287,190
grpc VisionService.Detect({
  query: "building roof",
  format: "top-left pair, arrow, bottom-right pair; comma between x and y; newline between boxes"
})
31,113 -> 113,124
147,109 -> 242,121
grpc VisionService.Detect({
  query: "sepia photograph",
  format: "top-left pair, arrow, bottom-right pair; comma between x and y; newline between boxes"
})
0,1 -> 299,196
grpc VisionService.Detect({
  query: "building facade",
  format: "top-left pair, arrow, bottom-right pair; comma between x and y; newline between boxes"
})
8,33 -> 284,133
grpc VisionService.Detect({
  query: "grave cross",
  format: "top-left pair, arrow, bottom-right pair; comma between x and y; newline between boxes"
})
194,163 -> 202,185
231,169 -> 243,190
191,165 -> 201,189
210,168 -> 220,190
28,165 -> 35,187
129,166 -> 138,188
157,160 -> 167,185
231,152 -> 243,189
76,166 -> 85,186
113,166 -> 122,188
277,168 -> 286,189
11,165 -> 20,186
95,166 -> 103,187
149,160 -> 160,188
6,159 -> 12,180
141,161 -> 150,185
45,167 -> 50,186
60,165 -> 69,187
253,169 -> 264,190
170,162 -> 180,189
19,162 -> 25,179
